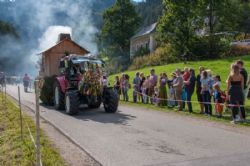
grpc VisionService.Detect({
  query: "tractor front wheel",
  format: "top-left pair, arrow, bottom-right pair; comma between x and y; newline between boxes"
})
103,88 -> 119,113
65,91 -> 79,115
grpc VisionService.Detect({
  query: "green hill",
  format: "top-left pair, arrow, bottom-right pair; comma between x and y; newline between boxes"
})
109,55 -> 250,122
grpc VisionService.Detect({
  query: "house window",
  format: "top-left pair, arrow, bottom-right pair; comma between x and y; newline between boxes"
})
145,42 -> 149,49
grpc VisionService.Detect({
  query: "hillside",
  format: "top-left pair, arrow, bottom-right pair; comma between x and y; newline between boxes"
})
110,56 -> 250,119
111,56 -> 250,89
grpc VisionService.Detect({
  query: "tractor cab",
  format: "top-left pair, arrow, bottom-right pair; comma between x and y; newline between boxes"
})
60,55 -> 104,79
59,55 -> 106,89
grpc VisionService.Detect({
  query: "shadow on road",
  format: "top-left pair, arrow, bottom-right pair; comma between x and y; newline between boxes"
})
76,108 -> 136,125
41,104 -> 136,125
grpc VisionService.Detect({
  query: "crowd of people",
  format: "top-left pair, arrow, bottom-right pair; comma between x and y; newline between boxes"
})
113,60 -> 250,124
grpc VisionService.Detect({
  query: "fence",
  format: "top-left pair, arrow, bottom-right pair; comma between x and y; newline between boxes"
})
1,81 -> 42,166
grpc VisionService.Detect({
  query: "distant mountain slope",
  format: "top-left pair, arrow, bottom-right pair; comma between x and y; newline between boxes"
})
135,0 -> 163,26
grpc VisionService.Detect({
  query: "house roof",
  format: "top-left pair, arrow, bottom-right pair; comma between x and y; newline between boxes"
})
38,38 -> 90,55
131,22 -> 157,40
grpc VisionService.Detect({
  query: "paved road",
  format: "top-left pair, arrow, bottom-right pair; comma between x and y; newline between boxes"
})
6,85 -> 250,166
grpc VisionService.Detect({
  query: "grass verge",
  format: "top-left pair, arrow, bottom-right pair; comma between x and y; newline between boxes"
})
0,93 -> 66,166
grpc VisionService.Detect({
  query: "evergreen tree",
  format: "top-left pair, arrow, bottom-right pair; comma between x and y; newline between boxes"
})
238,1 -> 250,38
157,0 -> 200,58
100,0 -> 140,61
135,0 -> 163,26
0,20 -> 18,37
199,0 -> 240,57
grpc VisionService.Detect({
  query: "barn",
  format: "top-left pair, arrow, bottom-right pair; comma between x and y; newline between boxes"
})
39,33 -> 89,77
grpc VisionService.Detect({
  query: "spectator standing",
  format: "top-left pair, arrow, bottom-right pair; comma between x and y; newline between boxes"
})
207,70 -> 213,113
236,60 -> 248,100
149,69 -> 158,104
120,74 -> 125,100
196,66 -> 205,114
168,73 -> 176,107
133,72 -> 141,103
121,74 -> 130,102
23,73 -> 30,92
139,73 -> 146,103
184,69 -> 196,113
159,73 -> 168,106
142,76 -> 150,103
200,71 -> 212,115
114,76 -> 121,97
153,87 -> 160,106
227,64 -> 245,123
173,69 -> 184,111
183,67 -> 190,81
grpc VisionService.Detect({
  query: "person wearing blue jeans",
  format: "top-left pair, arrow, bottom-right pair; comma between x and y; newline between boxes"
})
202,90 -> 212,115
184,69 -> 196,113
200,71 -> 212,115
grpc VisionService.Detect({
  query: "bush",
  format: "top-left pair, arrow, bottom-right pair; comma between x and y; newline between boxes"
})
40,76 -> 56,105
229,45 -> 250,56
129,44 -> 178,70
189,36 -> 232,59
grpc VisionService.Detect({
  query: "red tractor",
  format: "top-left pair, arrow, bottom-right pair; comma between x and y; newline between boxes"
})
53,55 -> 119,115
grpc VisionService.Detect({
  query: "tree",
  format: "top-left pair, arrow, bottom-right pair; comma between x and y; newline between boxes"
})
199,0 -> 240,57
100,0 -> 140,62
0,20 -> 18,37
238,1 -> 250,38
157,0 -> 201,59
135,0 -> 163,27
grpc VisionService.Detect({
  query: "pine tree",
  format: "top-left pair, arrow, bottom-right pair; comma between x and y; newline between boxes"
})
100,0 -> 140,61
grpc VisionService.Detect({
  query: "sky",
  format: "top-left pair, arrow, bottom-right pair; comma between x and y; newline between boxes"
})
133,0 -> 145,2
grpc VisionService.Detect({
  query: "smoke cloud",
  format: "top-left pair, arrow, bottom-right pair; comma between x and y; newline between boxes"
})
0,0 -> 101,76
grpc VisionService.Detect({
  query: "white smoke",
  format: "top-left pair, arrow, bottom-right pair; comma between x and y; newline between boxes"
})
30,0 -> 98,53
37,26 -> 72,52
0,0 -> 100,76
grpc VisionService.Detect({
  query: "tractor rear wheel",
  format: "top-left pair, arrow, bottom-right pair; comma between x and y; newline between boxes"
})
54,81 -> 65,110
65,90 -> 79,115
103,88 -> 119,113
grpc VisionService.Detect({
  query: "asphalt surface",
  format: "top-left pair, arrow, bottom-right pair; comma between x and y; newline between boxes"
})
6,85 -> 250,166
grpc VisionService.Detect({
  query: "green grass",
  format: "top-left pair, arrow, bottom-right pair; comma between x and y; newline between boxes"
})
110,55 -> 250,125
0,94 -> 66,166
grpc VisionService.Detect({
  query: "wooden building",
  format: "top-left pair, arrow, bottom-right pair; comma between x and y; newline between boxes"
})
39,34 -> 89,77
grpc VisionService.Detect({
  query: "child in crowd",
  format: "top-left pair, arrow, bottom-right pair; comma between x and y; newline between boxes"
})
153,87 -> 159,106
213,84 -> 225,118
213,75 -> 221,86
